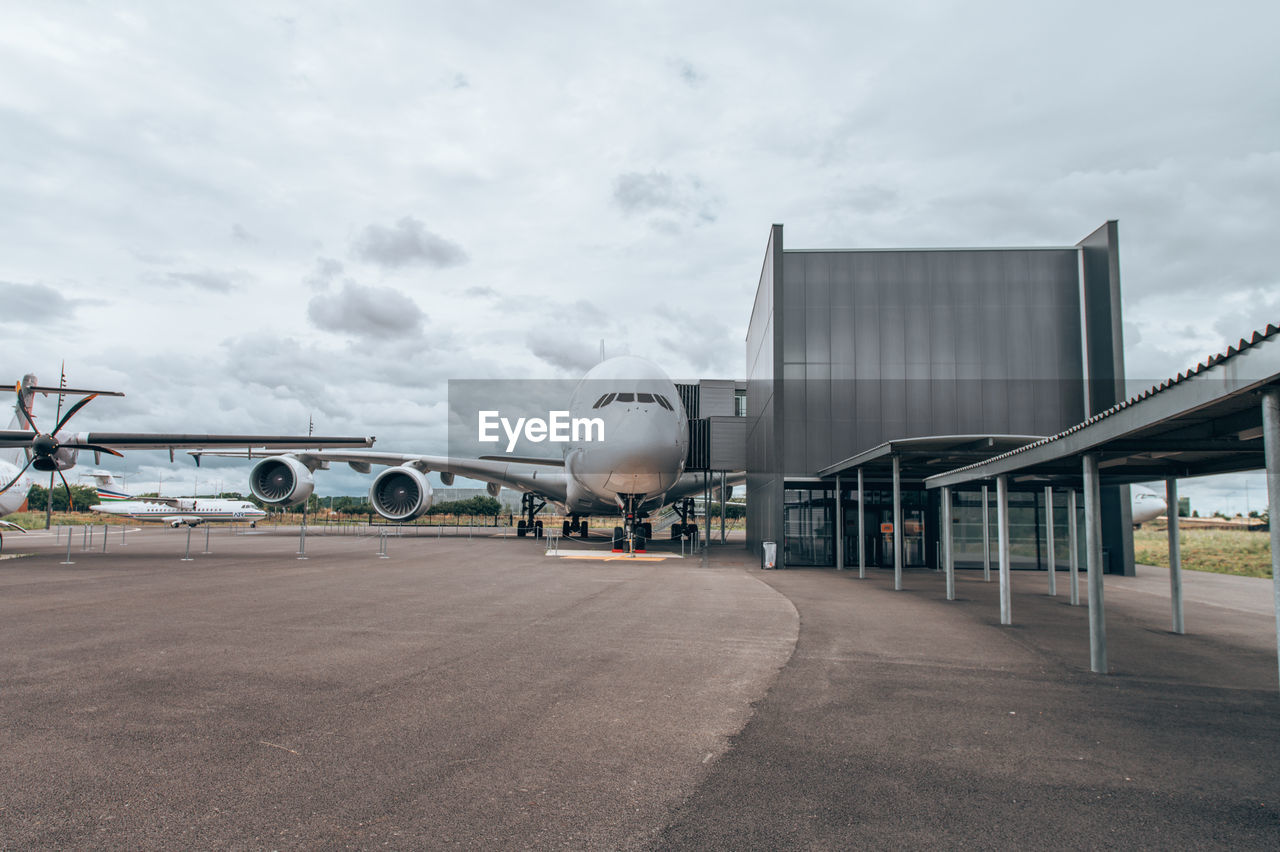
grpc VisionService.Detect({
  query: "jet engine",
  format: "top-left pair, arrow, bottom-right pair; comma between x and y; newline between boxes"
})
369,466 -> 433,522
248,456 -> 315,506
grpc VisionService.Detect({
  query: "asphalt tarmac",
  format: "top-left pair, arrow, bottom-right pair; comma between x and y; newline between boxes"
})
1,525 -> 1277,849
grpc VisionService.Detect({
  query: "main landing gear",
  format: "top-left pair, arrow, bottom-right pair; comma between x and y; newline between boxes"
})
516,493 -> 546,539
561,515 -> 590,539
669,497 -> 698,542
611,495 -> 650,553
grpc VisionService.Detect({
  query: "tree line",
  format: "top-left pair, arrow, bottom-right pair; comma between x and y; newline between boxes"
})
24,485 -> 524,522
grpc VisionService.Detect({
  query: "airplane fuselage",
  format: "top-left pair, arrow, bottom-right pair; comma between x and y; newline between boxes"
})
91,499 -> 266,527
0,459 -> 35,516
559,356 -> 688,515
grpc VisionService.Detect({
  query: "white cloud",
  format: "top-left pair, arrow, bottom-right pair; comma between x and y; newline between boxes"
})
307,281 -> 426,338
352,217 -> 468,270
0,281 -> 79,324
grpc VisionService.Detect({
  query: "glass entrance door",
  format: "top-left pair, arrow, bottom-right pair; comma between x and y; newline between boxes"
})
872,508 -> 925,567
839,486 -> 927,568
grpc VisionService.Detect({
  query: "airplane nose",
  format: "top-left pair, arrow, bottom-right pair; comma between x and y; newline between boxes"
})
579,418 -> 684,495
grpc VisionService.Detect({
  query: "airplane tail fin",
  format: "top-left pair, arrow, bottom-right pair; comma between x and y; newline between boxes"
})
11,374 -> 38,432
84,471 -> 133,502
4,374 -> 38,466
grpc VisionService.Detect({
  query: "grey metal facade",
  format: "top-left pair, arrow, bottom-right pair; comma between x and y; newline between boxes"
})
745,222 -> 1132,572
1078,221 -> 1135,572
745,225 -> 783,555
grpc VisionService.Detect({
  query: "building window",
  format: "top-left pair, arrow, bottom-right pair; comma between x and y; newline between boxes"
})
734,389 -> 747,417
783,487 -> 834,566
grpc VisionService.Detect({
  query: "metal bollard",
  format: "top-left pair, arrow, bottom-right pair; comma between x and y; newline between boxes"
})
102,524 -> 108,553
297,524 -> 308,560
202,524 -> 212,555
181,526 -> 194,561
61,529 -> 75,565
378,531 -> 389,559
82,525 -> 90,551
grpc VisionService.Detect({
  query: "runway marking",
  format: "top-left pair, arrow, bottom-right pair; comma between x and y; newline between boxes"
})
258,740 -> 300,755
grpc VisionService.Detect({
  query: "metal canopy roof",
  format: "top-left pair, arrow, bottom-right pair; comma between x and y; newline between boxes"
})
817,435 -> 1045,481
924,323 -> 1280,490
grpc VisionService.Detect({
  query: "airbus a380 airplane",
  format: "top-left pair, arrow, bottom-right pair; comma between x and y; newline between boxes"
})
198,356 -> 723,550
85,473 -> 267,528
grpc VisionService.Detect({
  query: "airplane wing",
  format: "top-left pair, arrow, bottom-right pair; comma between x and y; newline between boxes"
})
0,432 -> 374,451
0,432 -> 374,465
191,448 -> 571,504
661,471 -> 747,503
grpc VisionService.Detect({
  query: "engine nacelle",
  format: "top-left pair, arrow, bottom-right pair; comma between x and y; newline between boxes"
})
249,456 -> 315,507
439,472 -> 455,486
369,466 -> 433,522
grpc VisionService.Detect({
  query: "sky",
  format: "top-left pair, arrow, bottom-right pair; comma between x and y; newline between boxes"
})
1,1 -> 1277,513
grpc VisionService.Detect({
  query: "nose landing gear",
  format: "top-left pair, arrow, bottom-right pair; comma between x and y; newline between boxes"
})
612,494 -> 649,554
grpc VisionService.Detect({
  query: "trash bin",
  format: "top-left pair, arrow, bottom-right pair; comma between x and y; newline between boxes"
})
762,540 -> 777,570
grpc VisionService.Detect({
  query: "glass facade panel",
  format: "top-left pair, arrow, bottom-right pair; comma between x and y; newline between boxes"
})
951,489 -> 1083,569
838,485 -> 927,568
783,487 -> 834,567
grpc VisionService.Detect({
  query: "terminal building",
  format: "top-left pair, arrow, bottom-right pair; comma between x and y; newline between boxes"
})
742,222 -> 1134,573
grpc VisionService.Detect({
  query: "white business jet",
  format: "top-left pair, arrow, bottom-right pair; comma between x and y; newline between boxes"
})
85,472 -> 267,528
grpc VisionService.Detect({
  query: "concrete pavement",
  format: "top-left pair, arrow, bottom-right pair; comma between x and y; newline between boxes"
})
1,527 -> 1277,849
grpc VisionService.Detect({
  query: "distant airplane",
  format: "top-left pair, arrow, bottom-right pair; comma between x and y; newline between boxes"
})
84,472 -> 266,528
0,373 -> 373,507
196,356 -> 738,551
1131,485 -> 1168,526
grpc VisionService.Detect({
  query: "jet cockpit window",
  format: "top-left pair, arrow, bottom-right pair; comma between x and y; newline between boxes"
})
592,393 -> 616,409
615,392 -> 635,403
636,392 -> 654,404
655,395 -> 674,411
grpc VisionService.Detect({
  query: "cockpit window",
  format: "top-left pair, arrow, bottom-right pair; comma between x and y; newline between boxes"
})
655,395 -> 673,411
615,392 -> 634,403
592,393 -> 615,409
636,392 -> 654,403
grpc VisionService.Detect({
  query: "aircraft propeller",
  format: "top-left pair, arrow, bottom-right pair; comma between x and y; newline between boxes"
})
0,380 -> 125,506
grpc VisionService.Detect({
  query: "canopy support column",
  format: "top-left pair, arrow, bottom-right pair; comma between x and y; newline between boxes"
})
1045,486 -> 1057,597
893,455 -> 903,591
942,486 -> 955,600
1083,453 -> 1108,674
997,474 -> 1011,625
1261,388 -> 1280,692
1167,477 -> 1184,635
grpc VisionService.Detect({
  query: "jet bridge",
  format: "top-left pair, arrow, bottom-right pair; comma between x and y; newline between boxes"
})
677,380 -> 747,543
